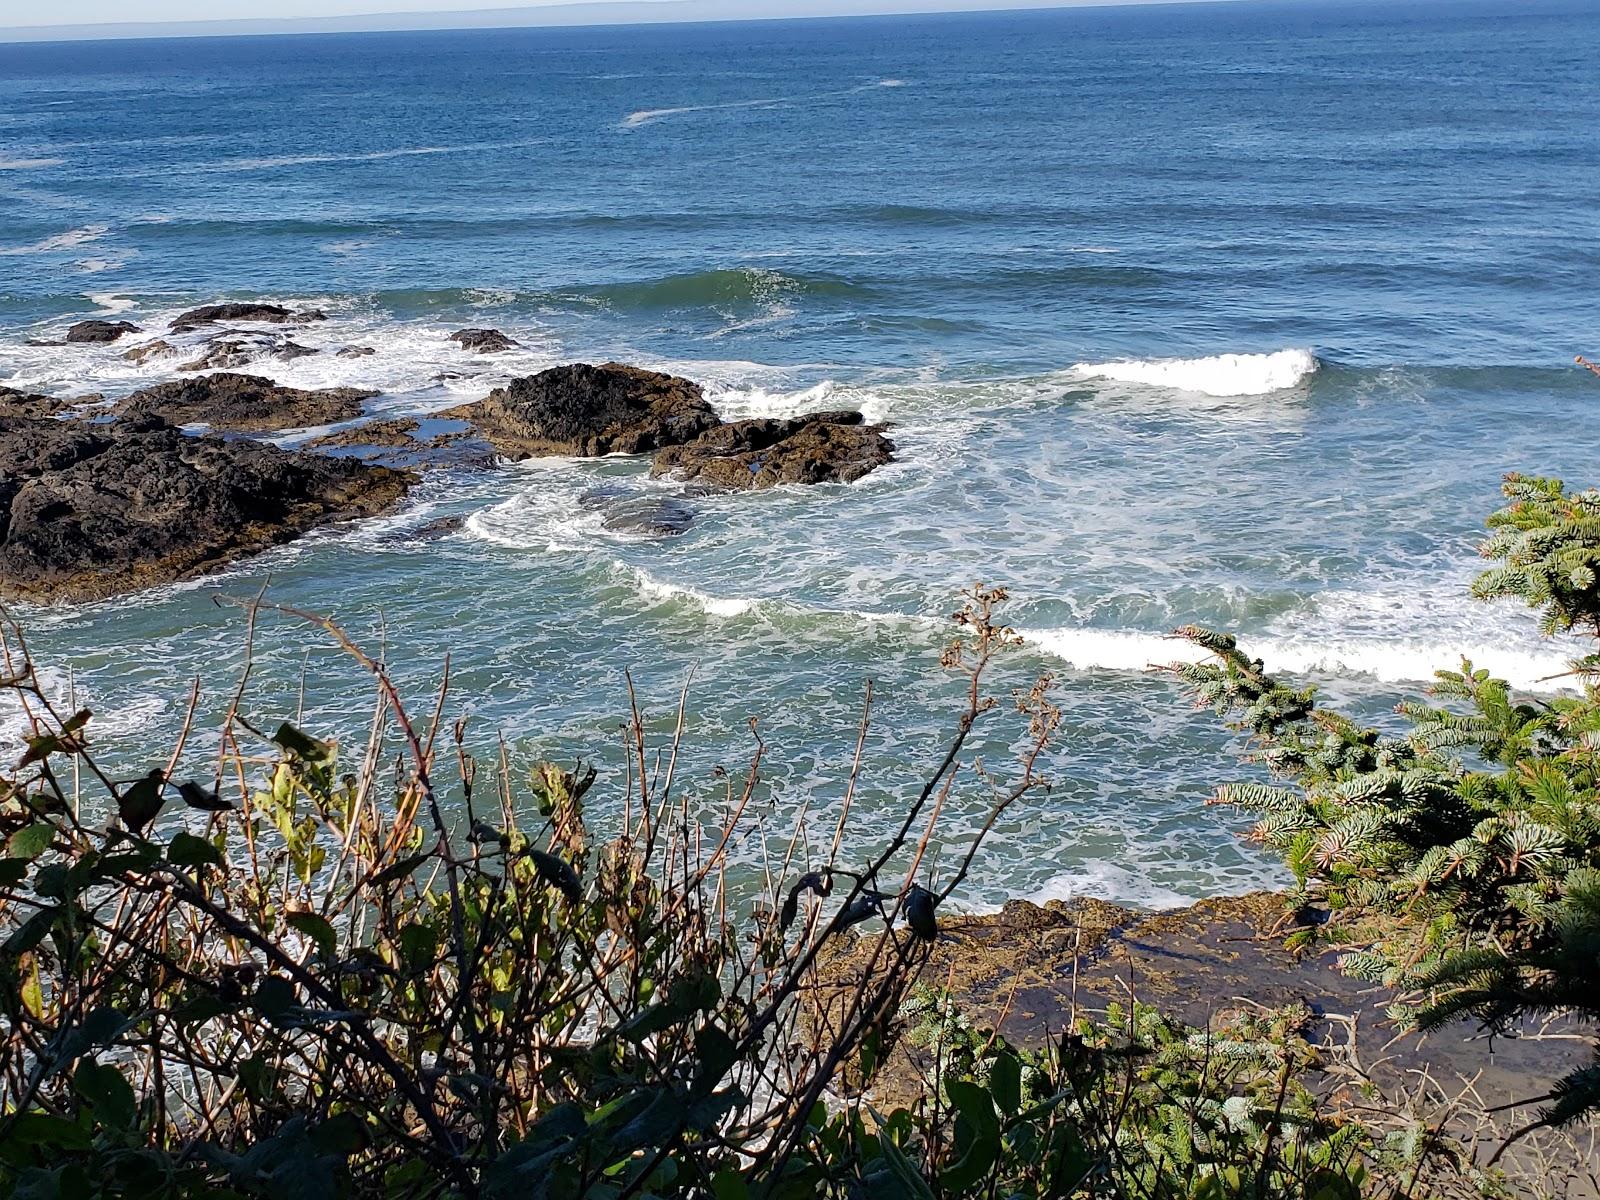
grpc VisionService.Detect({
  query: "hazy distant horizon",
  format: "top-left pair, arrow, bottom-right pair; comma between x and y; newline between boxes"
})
0,0 -> 1230,43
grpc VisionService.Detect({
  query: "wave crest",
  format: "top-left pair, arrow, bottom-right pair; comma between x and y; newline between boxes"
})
1073,348 -> 1319,397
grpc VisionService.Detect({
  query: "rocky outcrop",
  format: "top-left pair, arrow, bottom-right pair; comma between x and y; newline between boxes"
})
304,418 -> 422,451
177,334 -> 320,373
122,339 -> 178,365
169,303 -> 325,334
337,346 -> 376,359
0,387 -> 77,419
65,319 -> 140,344
0,415 -> 411,604
118,373 -> 376,433
445,362 -> 719,459
651,411 -> 894,490
449,328 -> 519,353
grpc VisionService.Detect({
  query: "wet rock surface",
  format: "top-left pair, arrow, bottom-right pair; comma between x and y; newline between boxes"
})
0,414 -> 411,604
0,387 -> 81,419
578,485 -> 698,536
169,302 -> 325,333
445,362 -> 719,458
448,328 -> 519,353
337,345 -> 377,359
815,891 -> 1593,1182
651,410 -> 894,489
177,333 -> 320,373
65,319 -> 140,344
122,339 -> 178,365
117,372 -> 377,433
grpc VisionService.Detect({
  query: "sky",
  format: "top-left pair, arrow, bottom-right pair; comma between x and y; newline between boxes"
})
0,0 -> 1198,36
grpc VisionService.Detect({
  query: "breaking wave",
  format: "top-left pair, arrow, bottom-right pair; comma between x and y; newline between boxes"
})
1072,348 -> 1320,397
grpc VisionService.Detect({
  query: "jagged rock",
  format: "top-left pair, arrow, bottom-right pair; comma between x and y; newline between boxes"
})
650,410 -> 894,490
337,346 -> 377,359
122,339 -> 178,364
578,485 -> 697,537
0,415 -> 411,604
448,328 -> 519,353
169,302 -> 325,333
0,386 -> 74,418
118,373 -> 377,433
176,333 -> 320,373
65,319 -> 140,344
445,362 -> 719,459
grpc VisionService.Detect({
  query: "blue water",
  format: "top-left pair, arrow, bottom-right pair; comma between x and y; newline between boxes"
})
2,0 -> 1599,909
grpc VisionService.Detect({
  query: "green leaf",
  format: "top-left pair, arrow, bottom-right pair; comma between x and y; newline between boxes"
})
168,831 -> 224,870
73,1060 -> 137,1131
7,1111 -> 94,1150
8,823 -> 54,862
177,780 -> 233,812
0,858 -> 28,888
272,723 -> 335,771
989,1050 -> 1022,1116
116,770 -> 166,834
251,976 -> 296,1021
940,1079 -> 1001,1193
367,853 -> 430,889
3,906 -> 59,957
285,911 -> 337,961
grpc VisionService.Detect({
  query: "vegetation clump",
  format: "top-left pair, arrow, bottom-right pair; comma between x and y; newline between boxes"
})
1174,473 -> 1600,1138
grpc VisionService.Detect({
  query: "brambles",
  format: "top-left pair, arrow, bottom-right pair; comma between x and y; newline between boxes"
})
0,585 -> 1065,1198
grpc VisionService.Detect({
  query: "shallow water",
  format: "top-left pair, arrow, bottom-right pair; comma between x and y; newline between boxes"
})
2,0 -> 1599,909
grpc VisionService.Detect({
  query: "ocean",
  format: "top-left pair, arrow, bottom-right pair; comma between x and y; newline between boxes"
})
1,0 -> 1598,909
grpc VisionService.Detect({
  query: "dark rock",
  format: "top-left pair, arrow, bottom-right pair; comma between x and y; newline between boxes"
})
303,418 -> 420,451
177,334 -> 321,373
651,410 -> 894,490
118,373 -> 377,433
0,386 -> 73,419
577,486 -> 697,537
337,346 -> 377,359
169,303 -> 325,334
444,362 -> 719,459
409,515 -> 465,541
0,415 -> 411,604
65,319 -> 140,344
122,339 -> 178,365
448,328 -> 519,353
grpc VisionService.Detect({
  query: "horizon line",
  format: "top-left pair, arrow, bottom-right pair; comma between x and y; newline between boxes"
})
0,0 -> 1323,46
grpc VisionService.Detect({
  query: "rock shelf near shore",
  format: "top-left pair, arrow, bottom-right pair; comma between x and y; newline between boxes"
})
0,415 -> 411,605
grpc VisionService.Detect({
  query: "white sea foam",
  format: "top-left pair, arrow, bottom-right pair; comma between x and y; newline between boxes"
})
625,79 -> 909,128
0,157 -> 65,170
1072,348 -> 1319,397
0,224 -> 110,256
1029,862 -> 1199,911
85,291 -> 138,315
627,569 -> 764,619
210,140 -> 545,171
1020,623 -> 1575,693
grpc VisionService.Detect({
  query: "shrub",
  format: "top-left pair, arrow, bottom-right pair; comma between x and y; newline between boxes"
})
0,587 -> 1063,1198
1173,473 -> 1600,1138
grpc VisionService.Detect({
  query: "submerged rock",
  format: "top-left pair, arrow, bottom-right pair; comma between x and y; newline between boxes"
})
651,410 -> 894,489
337,345 -> 377,359
446,362 -> 719,459
118,372 -> 377,433
169,302 -> 325,334
177,333 -> 320,373
65,319 -> 140,344
0,415 -> 411,604
122,339 -> 178,365
578,485 -> 697,537
449,328 -> 519,353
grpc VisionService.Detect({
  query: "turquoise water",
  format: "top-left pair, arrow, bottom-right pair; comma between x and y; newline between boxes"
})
2,0 -> 1599,908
